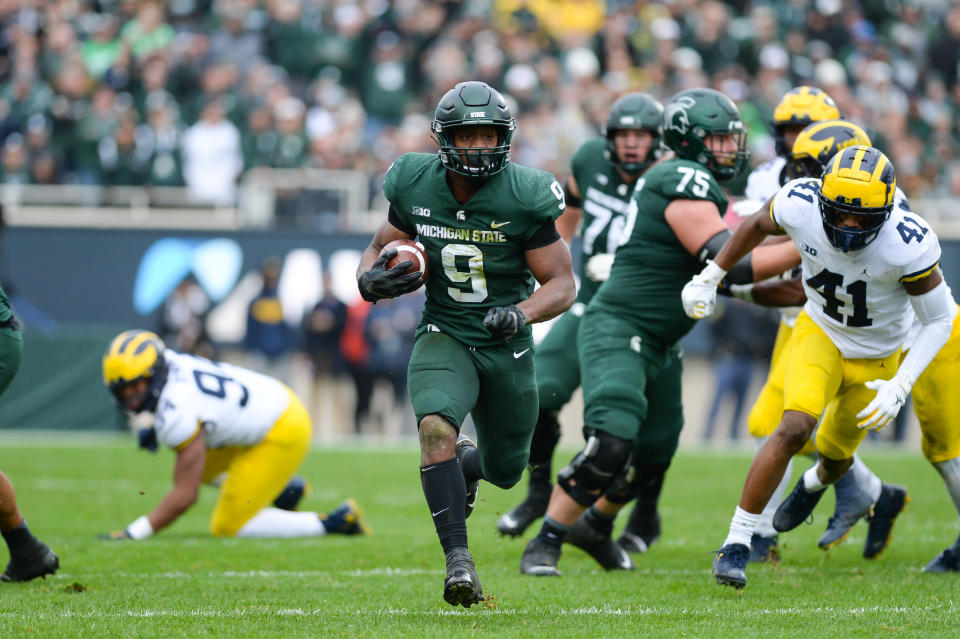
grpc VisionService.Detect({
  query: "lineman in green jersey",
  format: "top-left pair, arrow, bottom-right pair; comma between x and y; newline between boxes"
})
521,88 -> 802,576
497,93 -> 669,562
0,285 -> 60,582
356,81 -> 575,606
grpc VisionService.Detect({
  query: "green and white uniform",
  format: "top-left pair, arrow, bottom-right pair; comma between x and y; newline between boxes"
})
384,152 -> 565,487
0,284 -> 23,396
580,158 -> 729,460
538,138 -> 634,411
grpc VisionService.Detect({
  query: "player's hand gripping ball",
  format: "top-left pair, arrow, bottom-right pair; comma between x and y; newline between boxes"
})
357,239 -> 428,303
382,239 -> 429,282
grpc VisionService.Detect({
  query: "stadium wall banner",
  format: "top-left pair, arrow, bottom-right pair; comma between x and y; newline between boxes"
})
1,227 -> 958,430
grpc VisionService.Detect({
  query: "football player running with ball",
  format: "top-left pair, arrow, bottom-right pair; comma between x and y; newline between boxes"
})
684,145 -> 953,589
0,285 -> 59,582
520,88 -> 800,576
497,93 -> 669,566
356,81 -> 575,607
101,330 -> 369,542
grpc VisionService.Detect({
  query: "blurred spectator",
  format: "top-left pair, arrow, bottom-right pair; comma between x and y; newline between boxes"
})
702,299 -> 777,443
0,0 -> 956,203
98,112 -> 151,186
180,96 -> 242,204
302,270 -> 350,436
340,297 -> 372,435
159,275 -> 213,358
244,256 -> 292,382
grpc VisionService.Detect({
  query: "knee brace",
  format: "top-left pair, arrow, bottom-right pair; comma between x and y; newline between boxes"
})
605,461 -> 670,505
557,429 -> 633,507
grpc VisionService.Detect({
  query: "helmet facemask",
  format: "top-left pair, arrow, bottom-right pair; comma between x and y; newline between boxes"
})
699,128 -> 749,181
433,121 -> 515,178
817,192 -> 890,252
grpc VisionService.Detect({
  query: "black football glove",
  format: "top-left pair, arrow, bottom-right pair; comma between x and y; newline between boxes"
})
357,249 -> 423,303
482,305 -> 526,342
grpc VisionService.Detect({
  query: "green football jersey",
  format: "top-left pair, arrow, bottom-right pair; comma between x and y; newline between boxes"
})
0,284 -> 11,324
570,138 -> 636,303
591,158 -> 729,347
383,153 -> 565,347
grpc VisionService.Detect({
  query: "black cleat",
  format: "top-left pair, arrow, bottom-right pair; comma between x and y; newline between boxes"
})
496,482 -> 550,537
455,435 -> 480,519
773,478 -> 826,533
863,483 -> 909,559
924,546 -> 960,573
521,537 -> 562,576
617,506 -> 661,554
1,539 -> 59,583
713,543 -> 749,589
818,471 -> 874,550
748,533 -> 780,564
443,547 -> 484,608
273,475 -> 310,511
566,516 -> 634,571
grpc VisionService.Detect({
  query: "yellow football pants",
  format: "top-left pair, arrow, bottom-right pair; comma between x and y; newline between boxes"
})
782,312 -> 899,461
202,388 -> 312,536
909,306 -> 960,463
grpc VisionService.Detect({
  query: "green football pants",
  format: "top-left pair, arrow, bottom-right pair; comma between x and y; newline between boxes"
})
407,330 -> 538,488
578,310 -> 684,464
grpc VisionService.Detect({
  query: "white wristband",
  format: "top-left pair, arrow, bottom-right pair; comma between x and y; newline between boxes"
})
728,283 -> 754,303
701,260 -> 728,286
126,515 -> 154,540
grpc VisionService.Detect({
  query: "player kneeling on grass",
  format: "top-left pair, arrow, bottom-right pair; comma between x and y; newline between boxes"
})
99,330 -> 369,541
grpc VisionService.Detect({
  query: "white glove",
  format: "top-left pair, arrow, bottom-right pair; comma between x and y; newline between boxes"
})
856,375 -> 910,431
585,253 -> 615,282
681,260 -> 727,319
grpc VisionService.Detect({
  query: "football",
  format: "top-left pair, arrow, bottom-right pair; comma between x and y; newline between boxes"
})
382,239 -> 429,283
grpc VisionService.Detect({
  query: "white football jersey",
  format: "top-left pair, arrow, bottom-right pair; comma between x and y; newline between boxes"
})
744,157 -> 802,326
745,157 -> 787,202
772,178 -> 941,359
153,351 -> 291,450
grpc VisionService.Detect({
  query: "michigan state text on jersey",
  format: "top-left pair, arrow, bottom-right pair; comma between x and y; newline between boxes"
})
356,80 -> 575,608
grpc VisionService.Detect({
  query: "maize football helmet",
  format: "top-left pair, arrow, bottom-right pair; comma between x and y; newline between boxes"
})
662,88 -> 749,181
818,146 -> 895,252
603,92 -> 664,174
771,86 -> 841,156
432,81 -> 516,178
102,330 -> 168,413
789,119 -> 871,180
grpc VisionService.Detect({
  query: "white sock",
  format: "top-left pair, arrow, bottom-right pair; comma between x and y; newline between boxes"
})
849,454 -> 882,504
724,506 -> 760,548
934,457 -> 960,515
235,508 -> 327,538
802,464 -> 826,492
755,457 -> 793,537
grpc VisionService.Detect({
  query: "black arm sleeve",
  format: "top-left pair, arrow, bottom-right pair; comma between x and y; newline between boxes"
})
525,219 -> 562,250
697,229 -> 754,285
387,204 -> 416,236
564,179 -> 582,208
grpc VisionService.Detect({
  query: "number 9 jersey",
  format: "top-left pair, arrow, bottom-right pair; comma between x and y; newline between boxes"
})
153,351 -> 292,450
771,178 -> 941,359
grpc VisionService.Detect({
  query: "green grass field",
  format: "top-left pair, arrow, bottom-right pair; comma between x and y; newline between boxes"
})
1,435 -> 958,638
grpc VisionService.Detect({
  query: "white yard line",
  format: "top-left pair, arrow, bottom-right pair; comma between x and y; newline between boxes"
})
1,603 -> 956,620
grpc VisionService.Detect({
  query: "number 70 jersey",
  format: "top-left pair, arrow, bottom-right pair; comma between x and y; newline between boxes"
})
772,178 -> 941,359
153,351 -> 292,450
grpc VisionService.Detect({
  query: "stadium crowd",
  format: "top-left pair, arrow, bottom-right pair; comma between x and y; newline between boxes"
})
1,0 -> 959,206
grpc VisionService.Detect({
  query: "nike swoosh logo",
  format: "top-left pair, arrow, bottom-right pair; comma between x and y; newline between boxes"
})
491,221 -> 511,229
431,507 -> 450,517
513,348 -> 530,359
